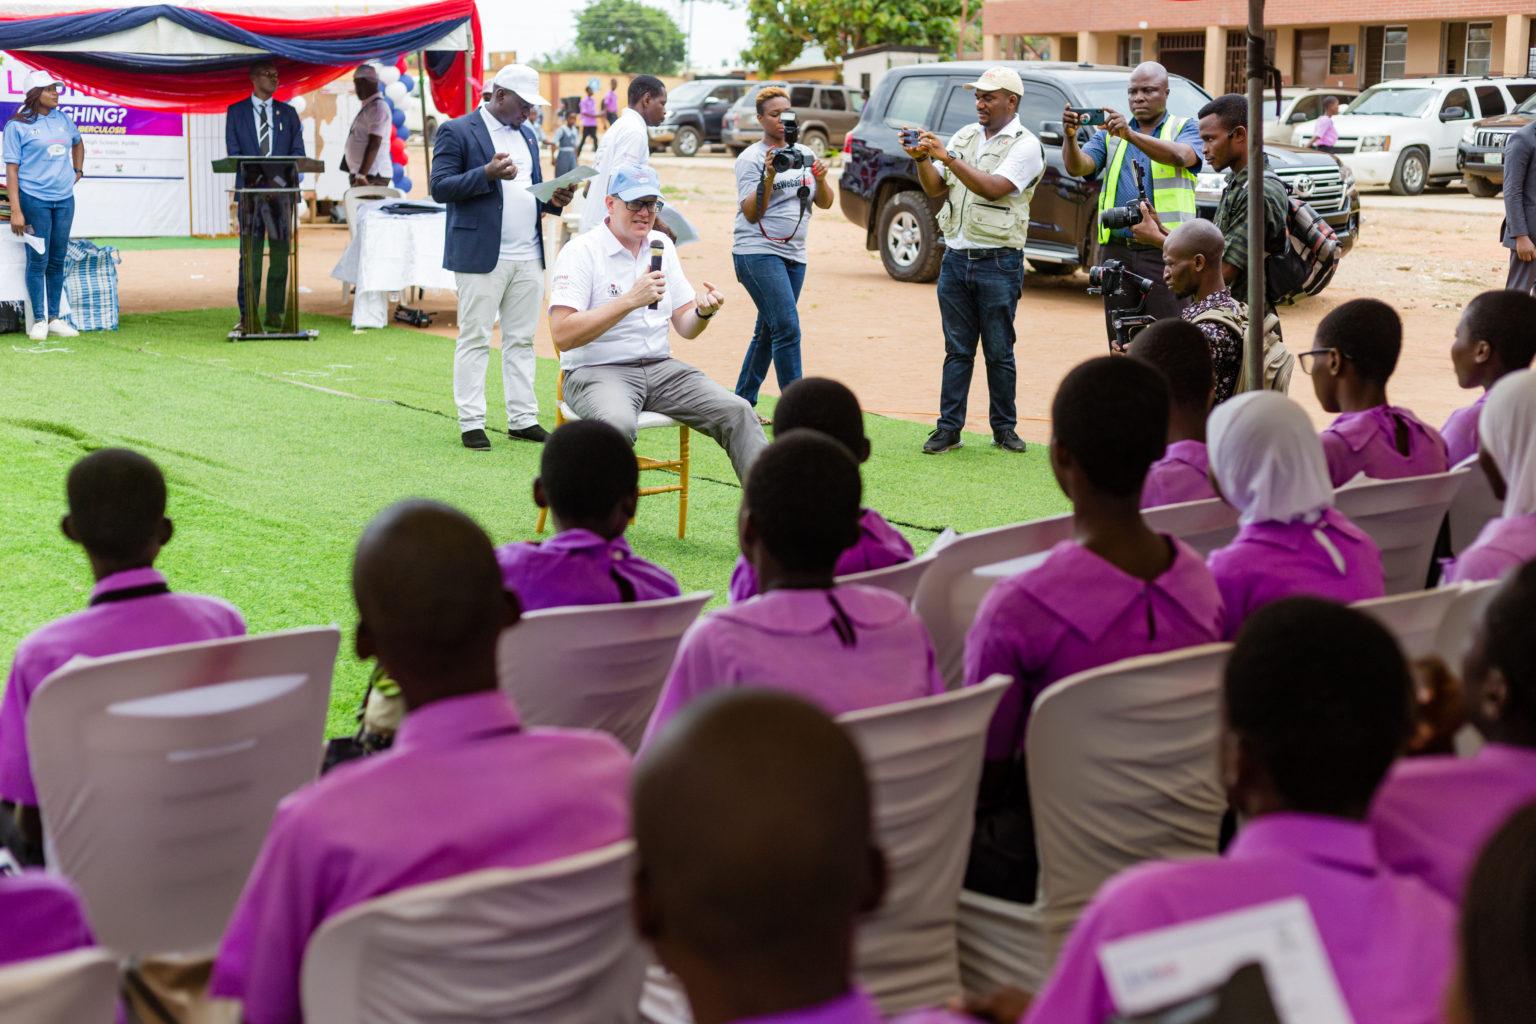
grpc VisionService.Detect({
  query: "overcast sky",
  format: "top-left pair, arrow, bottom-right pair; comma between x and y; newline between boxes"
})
480,0 -> 753,72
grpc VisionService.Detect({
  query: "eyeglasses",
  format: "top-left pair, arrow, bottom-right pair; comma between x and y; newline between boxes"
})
623,198 -> 666,213
1298,347 -> 1353,375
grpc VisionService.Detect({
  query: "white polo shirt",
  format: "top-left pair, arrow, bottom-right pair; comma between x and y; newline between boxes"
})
479,105 -> 541,262
579,107 -> 652,234
549,225 -> 696,371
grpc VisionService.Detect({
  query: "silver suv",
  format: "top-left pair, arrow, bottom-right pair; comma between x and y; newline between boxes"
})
722,82 -> 866,155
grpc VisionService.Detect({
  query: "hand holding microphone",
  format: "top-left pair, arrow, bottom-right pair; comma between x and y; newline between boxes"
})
647,239 -> 664,310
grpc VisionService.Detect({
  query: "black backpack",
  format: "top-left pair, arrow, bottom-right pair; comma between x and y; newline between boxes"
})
1263,173 -> 1342,304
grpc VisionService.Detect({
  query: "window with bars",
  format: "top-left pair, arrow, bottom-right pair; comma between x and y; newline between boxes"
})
1117,35 -> 1143,67
1382,26 -> 1408,81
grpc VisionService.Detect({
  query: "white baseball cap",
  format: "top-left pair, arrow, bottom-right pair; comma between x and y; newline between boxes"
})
24,69 -> 63,92
490,64 -> 549,106
963,67 -> 1025,97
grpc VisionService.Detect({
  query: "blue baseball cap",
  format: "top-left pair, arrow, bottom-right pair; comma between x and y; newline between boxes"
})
609,163 -> 662,201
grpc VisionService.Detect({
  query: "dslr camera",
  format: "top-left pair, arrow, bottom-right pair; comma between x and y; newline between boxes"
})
1087,258 -> 1156,352
1097,160 -> 1149,232
772,111 -> 807,173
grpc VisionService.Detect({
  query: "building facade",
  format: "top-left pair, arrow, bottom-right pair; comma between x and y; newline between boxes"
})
982,3 -> 1536,96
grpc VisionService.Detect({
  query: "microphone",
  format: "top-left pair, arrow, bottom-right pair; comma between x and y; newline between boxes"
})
647,239 -> 664,310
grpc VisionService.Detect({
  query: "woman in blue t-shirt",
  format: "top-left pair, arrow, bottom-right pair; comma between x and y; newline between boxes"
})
4,70 -> 84,342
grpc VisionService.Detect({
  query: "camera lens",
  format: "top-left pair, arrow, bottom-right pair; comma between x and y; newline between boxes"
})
1098,205 -> 1141,231
1087,266 -> 1104,287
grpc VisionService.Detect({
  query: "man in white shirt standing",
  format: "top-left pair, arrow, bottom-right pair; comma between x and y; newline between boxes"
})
549,163 -> 767,481
430,64 -> 574,449
344,65 -> 393,186
579,75 -> 669,235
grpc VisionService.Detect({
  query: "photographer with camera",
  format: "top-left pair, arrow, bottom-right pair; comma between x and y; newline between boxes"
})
732,86 -> 833,419
905,67 -> 1043,455
1062,62 -> 1201,343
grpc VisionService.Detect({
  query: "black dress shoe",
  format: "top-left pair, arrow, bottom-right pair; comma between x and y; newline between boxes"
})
992,429 -> 1028,453
508,424 -> 550,443
461,428 -> 491,450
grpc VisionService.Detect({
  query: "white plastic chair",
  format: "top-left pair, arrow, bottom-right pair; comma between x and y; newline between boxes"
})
837,553 -> 935,603
341,186 -> 405,299
301,841 -> 645,1024
1142,497 -> 1241,559
1352,587 -> 1466,661
1446,455 -> 1502,556
1434,579 -> 1501,668
28,627 -> 340,957
957,645 -> 1231,997
497,592 -> 710,752
1334,469 -> 1468,595
0,948 -> 120,1024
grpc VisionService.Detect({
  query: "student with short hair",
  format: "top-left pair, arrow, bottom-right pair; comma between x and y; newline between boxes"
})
209,501 -> 631,1024
0,449 -> 245,860
643,432 -> 943,743
1128,319 -> 1217,509
728,377 -> 913,602
1308,298 -> 1449,487
1372,561 -> 1536,899
962,357 -> 1225,901
634,689 -> 971,1024
1443,370 -> 1536,583
1450,802 -> 1536,1024
1205,390 -> 1383,636
1441,290 -> 1536,465
496,419 -> 680,610
1010,598 -> 1454,1024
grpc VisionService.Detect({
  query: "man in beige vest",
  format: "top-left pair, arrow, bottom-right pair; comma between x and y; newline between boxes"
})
903,67 -> 1043,455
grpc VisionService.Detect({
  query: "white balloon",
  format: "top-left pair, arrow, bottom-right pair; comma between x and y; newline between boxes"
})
385,81 -> 408,104
378,65 -> 402,86
288,94 -> 307,115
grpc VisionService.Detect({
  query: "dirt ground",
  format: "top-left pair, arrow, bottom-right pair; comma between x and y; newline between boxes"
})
116,147 -> 1514,444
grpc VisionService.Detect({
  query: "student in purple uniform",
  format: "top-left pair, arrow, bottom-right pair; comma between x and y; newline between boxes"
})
1441,290 -> 1536,465
1372,560 -> 1536,899
1308,298 -> 1449,487
209,500 -> 631,1024
1450,803 -> 1536,1024
1128,319 -> 1217,509
634,689 -> 971,1024
963,356 -> 1225,902
0,449 -> 245,863
644,432 -> 943,744
1205,390 -> 1383,636
497,419 -> 681,610
728,377 -> 913,602
968,599 -> 1454,1024
1443,370 -> 1536,583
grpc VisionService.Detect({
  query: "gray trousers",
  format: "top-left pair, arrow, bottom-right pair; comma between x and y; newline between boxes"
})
1508,249 -> 1536,294
564,358 -> 769,482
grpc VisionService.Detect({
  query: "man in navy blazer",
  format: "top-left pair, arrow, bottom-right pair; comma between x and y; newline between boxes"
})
1503,119 -> 1536,295
225,61 -> 305,330
431,63 -> 575,450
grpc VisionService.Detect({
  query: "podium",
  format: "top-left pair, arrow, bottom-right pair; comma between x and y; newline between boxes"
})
213,155 -> 324,341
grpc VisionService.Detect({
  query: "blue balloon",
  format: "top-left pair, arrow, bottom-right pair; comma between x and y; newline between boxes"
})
391,106 -> 407,128
397,175 -> 413,193
383,93 -> 396,111
395,123 -> 411,142
400,73 -> 415,95
392,161 -> 406,179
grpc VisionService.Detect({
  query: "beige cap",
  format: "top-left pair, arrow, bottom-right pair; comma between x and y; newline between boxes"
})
353,64 -> 379,82
963,66 -> 1025,97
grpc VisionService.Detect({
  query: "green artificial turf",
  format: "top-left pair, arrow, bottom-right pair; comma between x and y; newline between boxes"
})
88,236 -> 239,250
1,309 -> 1070,735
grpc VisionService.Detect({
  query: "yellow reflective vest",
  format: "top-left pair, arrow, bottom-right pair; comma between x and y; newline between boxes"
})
1097,115 -> 1198,244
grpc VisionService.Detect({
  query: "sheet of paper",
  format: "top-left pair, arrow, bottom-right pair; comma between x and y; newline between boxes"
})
526,164 -> 597,203
1097,897 -> 1355,1024
659,204 -> 699,246
21,233 -> 44,254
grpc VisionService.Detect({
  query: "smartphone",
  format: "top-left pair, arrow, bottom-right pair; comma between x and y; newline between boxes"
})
1067,107 -> 1108,126
898,127 -> 922,148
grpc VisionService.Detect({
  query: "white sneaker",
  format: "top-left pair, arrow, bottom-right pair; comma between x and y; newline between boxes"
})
27,320 -> 47,342
47,319 -> 79,338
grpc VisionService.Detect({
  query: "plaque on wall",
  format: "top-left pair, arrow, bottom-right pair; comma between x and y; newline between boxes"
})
1329,45 -> 1356,75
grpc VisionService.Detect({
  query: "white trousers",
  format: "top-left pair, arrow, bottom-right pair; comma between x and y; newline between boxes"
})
453,258 -> 542,431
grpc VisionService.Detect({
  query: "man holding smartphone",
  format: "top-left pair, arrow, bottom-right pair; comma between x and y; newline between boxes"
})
1062,62 -> 1201,342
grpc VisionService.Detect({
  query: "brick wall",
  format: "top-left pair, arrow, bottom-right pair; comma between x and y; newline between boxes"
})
984,0 -> 1531,35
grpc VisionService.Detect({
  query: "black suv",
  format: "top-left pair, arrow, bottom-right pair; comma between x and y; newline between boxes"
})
840,61 -> 1362,283
651,78 -> 750,157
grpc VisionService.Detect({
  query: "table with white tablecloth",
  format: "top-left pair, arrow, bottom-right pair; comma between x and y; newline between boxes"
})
0,231 -> 72,330
330,200 -> 455,328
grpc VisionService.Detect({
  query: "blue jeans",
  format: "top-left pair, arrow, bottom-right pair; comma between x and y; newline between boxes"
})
18,192 -> 73,322
937,248 -> 1022,433
732,252 -> 805,406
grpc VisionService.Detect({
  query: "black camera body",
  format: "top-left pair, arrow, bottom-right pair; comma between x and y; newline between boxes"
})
1097,159 -> 1149,232
1087,259 -> 1156,351
772,111 -> 807,173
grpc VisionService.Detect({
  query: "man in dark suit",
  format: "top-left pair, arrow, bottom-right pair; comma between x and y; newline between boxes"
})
225,60 -> 305,330
431,63 -> 575,450
1503,119 -> 1536,295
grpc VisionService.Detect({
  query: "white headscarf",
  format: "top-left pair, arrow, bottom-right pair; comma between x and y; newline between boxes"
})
1478,369 -> 1536,518
1208,391 -> 1335,527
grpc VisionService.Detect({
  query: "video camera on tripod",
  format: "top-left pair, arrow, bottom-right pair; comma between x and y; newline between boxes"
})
1087,259 -> 1156,352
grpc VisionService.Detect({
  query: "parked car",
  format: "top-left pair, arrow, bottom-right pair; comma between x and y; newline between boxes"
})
651,78 -> 750,157
840,60 -> 1360,284
722,81 -> 866,155
1296,75 -> 1536,194
1261,87 -> 1358,146
1457,91 -> 1536,197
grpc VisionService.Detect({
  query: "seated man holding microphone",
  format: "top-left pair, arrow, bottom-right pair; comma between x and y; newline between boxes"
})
548,163 -> 768,483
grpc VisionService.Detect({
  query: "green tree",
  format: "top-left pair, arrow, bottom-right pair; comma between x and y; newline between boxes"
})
739,0 -> 961,75
574,0 -> 687,75
535,44 -> 623,73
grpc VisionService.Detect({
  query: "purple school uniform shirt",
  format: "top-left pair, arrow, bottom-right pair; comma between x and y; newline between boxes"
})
964,538 -> 1226,759
1207,509 -> 1385,639
1371,743 -> 1536,900
0,567 -> 246,806
644,585 -> 944,744
728,508 -> 915,602
1024,814 -> 1456,1024
0,872 -> 95,967
496,529 -> 681,611
208,690 -> 631,1024
1442,514 -> 1536,583
1319,405 -> 1449,487
1139,440 -> 1215,509
726,988 -> 972,1023
1441,393 -> 1486,466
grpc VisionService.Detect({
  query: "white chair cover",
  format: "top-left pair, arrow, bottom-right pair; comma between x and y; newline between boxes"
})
958,645 -> 1231,997
1142,497 -> 1241,559
28,627 -> 339,957
837,554 -> 935,603
1434,579 -> 1501,668
301,842 -> 645,1024
1352,587 -> 1466,661
0,948 -> 119,1024
1446,455 -> 1503,556
1335,469 -> 1468,595
496,592 -> 711,752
